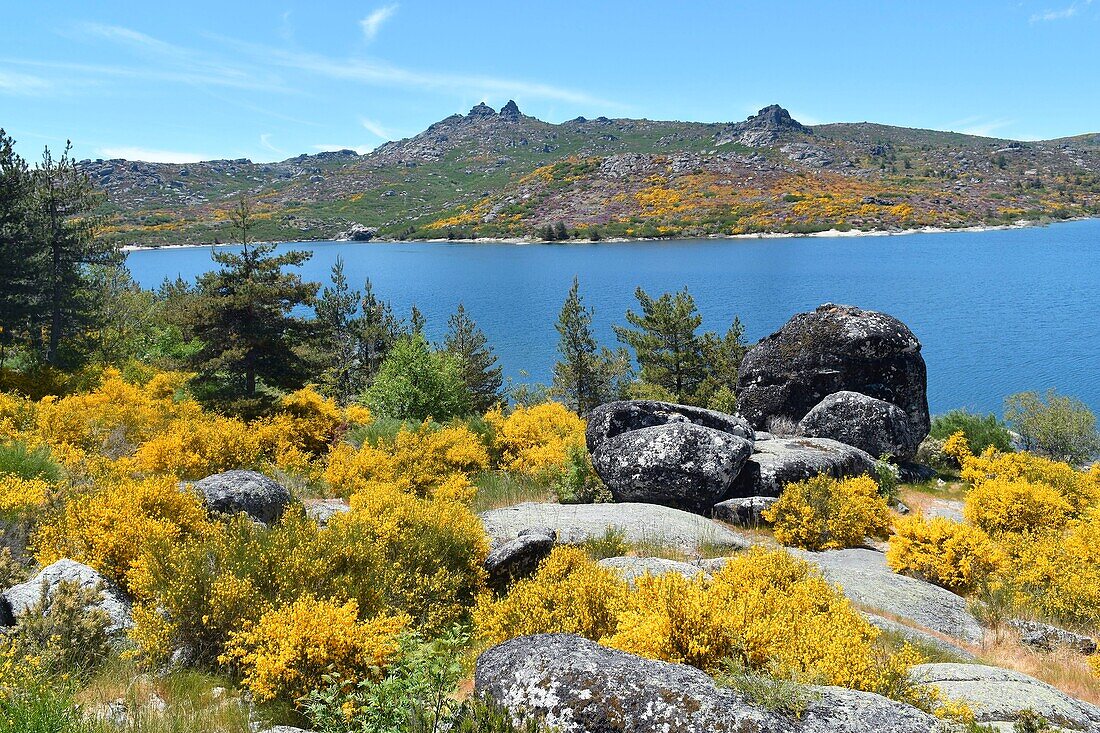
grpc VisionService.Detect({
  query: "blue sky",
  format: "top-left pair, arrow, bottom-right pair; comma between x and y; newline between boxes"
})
2,1 -> 1098,163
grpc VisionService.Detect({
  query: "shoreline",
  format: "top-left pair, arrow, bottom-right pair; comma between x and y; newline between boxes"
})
119,216 -> 1091,252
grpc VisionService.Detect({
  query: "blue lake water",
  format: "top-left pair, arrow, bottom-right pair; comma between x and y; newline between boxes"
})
126,219 -> 1100,417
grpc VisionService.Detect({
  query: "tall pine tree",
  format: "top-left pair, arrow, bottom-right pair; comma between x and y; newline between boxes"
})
358,279 -> 404,386
314,256 -> 362,404
189,196 -> 317,412
552,277 -> 632,413
614,286 -> 706,404
0,130 -> 39,375
444,303 -> 502,413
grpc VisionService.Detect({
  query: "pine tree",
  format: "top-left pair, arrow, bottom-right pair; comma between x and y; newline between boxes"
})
30,143 -> 120,367
358,279 -> 404,386
696,317 -> 749,411
444,303 -> 502,412
315,256 -> 362,404
552,277 -> 632,413
614,286 -> 706,404
409,304 -> 426,335
189,197 -> 318,412
0,130 -> 39,376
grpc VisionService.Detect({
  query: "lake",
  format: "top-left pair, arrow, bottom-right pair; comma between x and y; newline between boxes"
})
126,219 -> 1100,417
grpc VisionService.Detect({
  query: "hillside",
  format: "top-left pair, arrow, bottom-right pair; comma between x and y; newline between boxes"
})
83,103 -> 1100,246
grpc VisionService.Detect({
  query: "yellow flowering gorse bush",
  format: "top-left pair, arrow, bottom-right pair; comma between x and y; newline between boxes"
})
764,474 -> 891,551
886,515 -> 1004,593
220,596 -> 406,703
486,402 -> 586,474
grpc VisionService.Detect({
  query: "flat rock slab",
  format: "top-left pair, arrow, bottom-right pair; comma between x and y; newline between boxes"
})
862,613 -> 976,662
791,548 -> 984,644
477,633 -> 951,733
911,663 -> 1100,732
729,436 -> 877,497
923,498 -> 965,523
598,556 -> 708,585
302,498 -> 350,526
478,502 -> 750,556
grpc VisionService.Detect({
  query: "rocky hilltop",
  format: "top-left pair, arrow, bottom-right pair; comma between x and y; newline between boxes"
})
83,102 -> 1100,246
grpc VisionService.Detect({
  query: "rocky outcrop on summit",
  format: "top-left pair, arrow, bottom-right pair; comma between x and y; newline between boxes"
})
911,663 -> 1100,732
586,401 -> 754,513
2,559 -> 133,633
798,390 -> 921,460
718,104 -> 812,147
727,436 -> 876,498
737,304 -> 930,444
467,102 -> 497,118
194,470 -> 292,525
499,100 -> 522,119
476,634 -> 951,733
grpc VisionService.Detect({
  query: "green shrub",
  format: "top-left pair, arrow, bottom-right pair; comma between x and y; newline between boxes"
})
1004,390 -> 1100,464
554,444 -> 610,504
9,579 -> 111,680
581,527 -> 629,560
0,684 -> 93,733
364,335 -> 471,422
929,410 -> 1014,455
0,441 -> 62,482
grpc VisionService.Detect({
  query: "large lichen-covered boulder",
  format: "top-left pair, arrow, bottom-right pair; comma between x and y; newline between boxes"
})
586,401 -> 754,513
1,558 -> 132,633
727,437 -> 876,498
591,422 -> 754,512
911,663 -> 1100,731
194,470 -> 292,525
798,391 -> 921,461
736,304 -> 930,443
478,502 -> 750,557
476,633 -> 951,733
586,400 -> 754,452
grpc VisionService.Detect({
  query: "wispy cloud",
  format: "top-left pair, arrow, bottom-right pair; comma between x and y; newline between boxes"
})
0,69 -> 54,96
259,133 -> 285,156
228,41 -> 617,107
97,146 -> 210,163
312,143 -> 373,155
360,5 -> 399,42
1031,0 -> 1093,22
360,117 -> 395,139
947,116 -> 1014,137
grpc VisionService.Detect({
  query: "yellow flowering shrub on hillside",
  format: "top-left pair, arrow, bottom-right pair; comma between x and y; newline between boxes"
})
942,430 -> 971,465
133,411 -> 262,480
0,475 -> 50,514
764,474 -> 891,551
963,478 -> 1073,536
317,486 -> 489,632
221,596 -> 406,703
1090,654 -> 1100,678
486,402 -> 586,474
961,448 -> 1100,514
607,549 -> 917,695
34,476 -> 212,592
324,421 -> 487,501
1002,510 -> 1100,626
886,515 -> 1004,594
475,546 -> 629,644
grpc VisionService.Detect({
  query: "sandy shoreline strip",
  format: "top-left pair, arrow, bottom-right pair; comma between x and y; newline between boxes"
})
119,217 -> 1085,253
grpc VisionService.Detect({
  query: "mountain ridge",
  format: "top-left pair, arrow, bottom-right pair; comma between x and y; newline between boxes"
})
82,103 -> 1100,246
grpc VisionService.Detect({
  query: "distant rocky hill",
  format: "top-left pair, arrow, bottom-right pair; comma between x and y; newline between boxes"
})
83,103 -> 1100,246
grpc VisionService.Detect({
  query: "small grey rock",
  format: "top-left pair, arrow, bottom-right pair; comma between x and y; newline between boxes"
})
711,495 -> 778,526
484,532 -> 555,593
2,558 -> 132,633
194,470 -> 291,525
1009,619 -> 1097,656
302,498 -> 349,527
798,391 -> 920,461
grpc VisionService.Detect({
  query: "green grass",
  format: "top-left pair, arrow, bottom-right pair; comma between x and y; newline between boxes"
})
472,471 -> 554,513
0,441 -> 62,482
